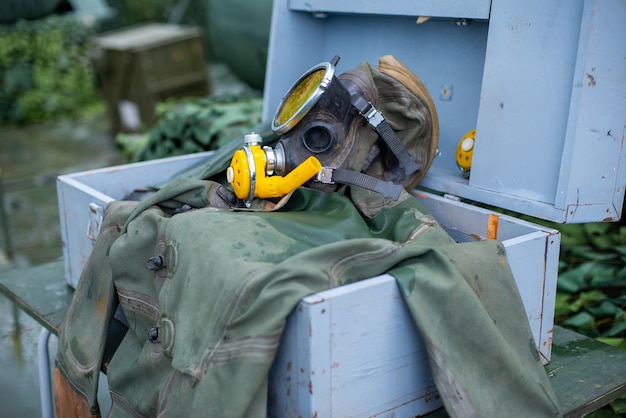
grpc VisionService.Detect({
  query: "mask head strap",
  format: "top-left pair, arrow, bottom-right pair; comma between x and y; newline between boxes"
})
317,167 -> 403,200
339,78 -> 421,177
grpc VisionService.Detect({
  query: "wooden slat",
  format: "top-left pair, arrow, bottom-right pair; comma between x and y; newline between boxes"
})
0,259 -> 73,334
548,326 -> 626,417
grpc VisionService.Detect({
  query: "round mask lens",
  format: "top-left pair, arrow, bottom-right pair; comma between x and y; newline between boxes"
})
272,62 -> 335,134
302,125 -> 333,153
275,69 -> 324,126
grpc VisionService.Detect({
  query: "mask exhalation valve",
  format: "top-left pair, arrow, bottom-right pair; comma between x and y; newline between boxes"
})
227,133 -> 323,207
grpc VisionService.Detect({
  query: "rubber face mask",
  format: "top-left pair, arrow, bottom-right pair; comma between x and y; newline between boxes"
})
271,58 -> 356,178
272,56 -> 422,198
227,55 -> 438,208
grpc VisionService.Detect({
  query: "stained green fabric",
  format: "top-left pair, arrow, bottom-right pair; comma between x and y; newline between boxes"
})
105,184 -> 454,417
56,176 -> 561,417
55,201 -> 138,413
391,243 -> 562,417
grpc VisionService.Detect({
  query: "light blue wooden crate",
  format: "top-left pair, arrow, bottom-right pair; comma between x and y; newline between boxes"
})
263,0 -> 626,224
56,1 -> 623,416
269,274 -> 442,417
269,190 -> 559,417
56,152 -> 213,287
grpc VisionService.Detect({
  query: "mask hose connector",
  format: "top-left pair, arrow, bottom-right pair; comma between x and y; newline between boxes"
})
227,139 -> 322,207
257,156 -> 322,200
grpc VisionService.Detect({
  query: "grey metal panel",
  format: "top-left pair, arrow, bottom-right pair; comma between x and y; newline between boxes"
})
287,0 -> 492,19
420,167 -> 571,222
468,0 -> 626,223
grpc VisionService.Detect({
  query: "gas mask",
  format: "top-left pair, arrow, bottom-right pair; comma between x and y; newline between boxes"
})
227,55 -> 439,208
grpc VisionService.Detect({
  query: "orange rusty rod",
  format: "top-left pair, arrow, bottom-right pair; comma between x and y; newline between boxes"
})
487,213 -> 499,240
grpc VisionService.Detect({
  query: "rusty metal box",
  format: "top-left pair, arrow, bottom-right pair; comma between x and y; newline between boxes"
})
93,23 -> 209,133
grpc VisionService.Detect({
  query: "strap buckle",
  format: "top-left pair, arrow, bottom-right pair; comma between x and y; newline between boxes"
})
316,166 -> 336,184
362,105 -> 384,129
315,166 -> 403,200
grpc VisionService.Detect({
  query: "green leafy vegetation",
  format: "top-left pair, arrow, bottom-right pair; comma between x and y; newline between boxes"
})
0,13 -> 104,124
556,223 -> 626,345
553,221 -> 626,417
116,94 -> 263,162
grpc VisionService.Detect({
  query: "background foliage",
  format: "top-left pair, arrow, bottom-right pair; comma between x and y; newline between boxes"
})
0,0 -> 213,125
538,219 -> 626,417
116,94 -> 263,162
556,222 -> 626,346
0,13 -> 102,123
